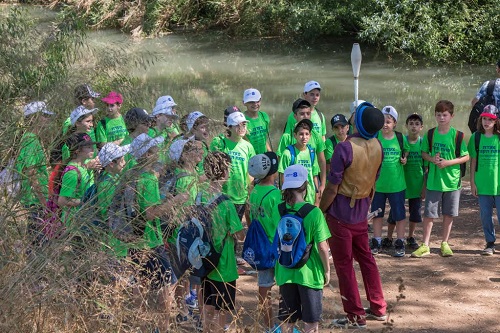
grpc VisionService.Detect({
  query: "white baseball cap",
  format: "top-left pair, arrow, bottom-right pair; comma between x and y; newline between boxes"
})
243,88 -> 261,104
282,164 -> 308,190
99,143 -> 130,167
382,105 -> 398,122
155,95 -> 177,108
350,100 -> 366,115
226,112 -> 247,126
248,152 -> 278,180
152,102 -> 178,118
304,80 -> 321,93
169,136 -> 195,162
24,101 -> 54,117
186,111 -> 205,131
130,133 -> 164,159
70,105 -> 98,125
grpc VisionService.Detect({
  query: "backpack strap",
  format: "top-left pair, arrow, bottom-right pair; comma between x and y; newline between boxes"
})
427,127 -> 436,153
455,130 -> 464,158
100,118 -> 107,131
62,165 -> 82,189
306,144 -> 315,166
486,79 -> 496,96
474,131 -> 481,172
286,145 -> 296,165
395,131 -> 404,157
251,188 -> 278,221
328,135 -> 338,151
278,202 -> 287,217
296,203 -> 316,219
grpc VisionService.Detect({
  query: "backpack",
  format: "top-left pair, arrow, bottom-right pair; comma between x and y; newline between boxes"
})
0,159 -> 20,197
395,131 -> 404,158
468,79 -> 496,133
159,170 -> 190,198
328,135 -> 338,153
108,171 -> 144,243
242,188 -> 279,270
286,144 -> 316,166
43,164 -> 81,239
273,202 -> 315,269
427,128 -> 466,177
176,193 -> 229,278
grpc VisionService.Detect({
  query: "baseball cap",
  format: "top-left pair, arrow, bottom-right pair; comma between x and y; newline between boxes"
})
406,113 -> 423,124
243,88 -> 261,104
350,100 -> 366,115
227,112 -> 247,126
99,143 -> 130,167
124,107 -> 152,126
354,102 -> 385,139
152,103 -> 178,118
130,133 -> 164,159
24,101 -> 54,117
186,111 -> 205,131
304,80 -> 321,93
223,105 -> 241,125
248,152 -> 278,180
169,136 -> 196,162
331,114 -> 348,128
101,91 -> 123,105
70,105 -> 98,125
65,133 -> 96,151
292,98 -> 311,113
382,106 -> 398,122
480,104 -> 499,120
155,95 -> 177,108
295,119 -> 314,132
282,164 -> 308,190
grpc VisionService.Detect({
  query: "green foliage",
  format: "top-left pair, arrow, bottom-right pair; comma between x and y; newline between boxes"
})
359,0 -> 500,64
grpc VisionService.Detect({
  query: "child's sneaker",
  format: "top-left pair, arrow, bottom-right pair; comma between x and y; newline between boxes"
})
185,289 -> 198,309
331,318 -> 367,329
482,242 -> 495,256
393,239 -> 405,257
411,244 -> 430,258
406,237 -> 419,250
381,237 -> 393,249
364,308 -> 387,321
370,238 -> 381,255
440,242 -> 453,257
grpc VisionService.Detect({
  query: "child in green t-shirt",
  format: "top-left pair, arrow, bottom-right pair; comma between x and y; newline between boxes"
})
247,152 -> 281,332
411,100 -> 469,258
242,88 -> 272,154
468,105 -> 500,255
121,107 -> 153,171
277,99 -> 326,197
62,84 -> 100,135
370,106 -> 409,257
96,91 -> 128,147
273,164 -> 331,333
325,114 -> 349,173
279,119 -> 320,206
200,151 -> 245,333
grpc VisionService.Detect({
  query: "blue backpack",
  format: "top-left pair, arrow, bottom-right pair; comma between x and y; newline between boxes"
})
242,188 -> 279,270
273,202 -> 315,269
286,144 -> 315,166
176,193 -> 229,278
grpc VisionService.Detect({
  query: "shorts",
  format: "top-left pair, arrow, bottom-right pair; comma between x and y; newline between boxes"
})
424,189 -> 461,218
202,278 -> 236,311
387,197 -> 422,224
278,283 -> 323,323
234,203 -> 247,222
129,246 -> 177,289
257,267 -> 275,288
371,190 -> 406,221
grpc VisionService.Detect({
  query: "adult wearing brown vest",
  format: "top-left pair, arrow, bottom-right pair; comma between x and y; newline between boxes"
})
319,102 -> 387,329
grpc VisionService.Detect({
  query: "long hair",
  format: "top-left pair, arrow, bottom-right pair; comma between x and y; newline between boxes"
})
282,182 -> 308,206
476,116 -> 500,136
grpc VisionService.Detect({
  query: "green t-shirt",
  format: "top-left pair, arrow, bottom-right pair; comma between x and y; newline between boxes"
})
174,167 -> 198,206
278,145 -> 319,205
422,127 -> 469,192
136,171 -> 164,249
62,117 -> 71,135
468,133 -> 500,195
375,132 -> 409,193
198,191 -> 244,282
210,137 -> 256,204
404,137 -> 424,199
62,129 -> 98,162
95,116 -> 128,143
59,162 -> 92,226
244,111 -> 270,154
272,202 -> 331,289
277,130 -> 325,157
15,132 -> 49,207
248,185 -> 282,243
324,135 -> 341,162
284,108 -> 327,137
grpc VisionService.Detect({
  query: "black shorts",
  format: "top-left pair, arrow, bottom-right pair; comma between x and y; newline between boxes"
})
129,246 -> 177,289
278,283 -> 323,323
202,278 -> 236,311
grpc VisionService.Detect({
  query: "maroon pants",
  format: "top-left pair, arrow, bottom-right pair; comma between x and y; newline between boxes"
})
327,214 -> 387,323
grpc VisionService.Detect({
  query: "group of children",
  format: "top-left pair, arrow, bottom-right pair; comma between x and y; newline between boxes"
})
12,78 -> 500,332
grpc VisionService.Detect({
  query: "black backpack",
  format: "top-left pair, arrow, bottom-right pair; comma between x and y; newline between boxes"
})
468,79 -> 496,133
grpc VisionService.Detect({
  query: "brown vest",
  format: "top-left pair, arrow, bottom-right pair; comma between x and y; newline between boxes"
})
338,136 -> 382,207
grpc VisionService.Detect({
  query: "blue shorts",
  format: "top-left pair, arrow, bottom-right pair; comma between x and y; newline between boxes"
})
257,267 -> 275,288
278,283 -> 323,323
387,197 -> 422,224
371,190 -> 406,222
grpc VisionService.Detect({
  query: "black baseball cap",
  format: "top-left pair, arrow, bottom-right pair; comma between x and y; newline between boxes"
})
331,114 -> 349,127
292,98 -> 311,113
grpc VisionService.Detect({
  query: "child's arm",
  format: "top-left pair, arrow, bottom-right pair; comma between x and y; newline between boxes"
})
470,157 -> 477,197
317,240 -> 331,286
434,154 -> 469,169
317,151 -> 326,196
319,182 -> 339,212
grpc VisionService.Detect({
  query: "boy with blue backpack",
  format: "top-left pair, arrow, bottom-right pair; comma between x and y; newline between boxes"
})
244,152 -> 281,332
273,164 -> 331,333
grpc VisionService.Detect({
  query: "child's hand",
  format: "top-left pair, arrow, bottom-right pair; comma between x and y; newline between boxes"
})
400,156 -> 407,165
471,182 -> 478,197
435,158 -> 450,169
85,157 -> 102,170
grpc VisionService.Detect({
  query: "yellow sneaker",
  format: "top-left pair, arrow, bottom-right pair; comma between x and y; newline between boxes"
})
411,244 -> 430,258
440,242 -> 453,257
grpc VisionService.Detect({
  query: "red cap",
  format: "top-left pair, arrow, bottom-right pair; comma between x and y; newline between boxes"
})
101,91 -> 123,105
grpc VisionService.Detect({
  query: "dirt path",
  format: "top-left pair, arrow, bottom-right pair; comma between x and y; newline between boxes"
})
233,182 -> 500,332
